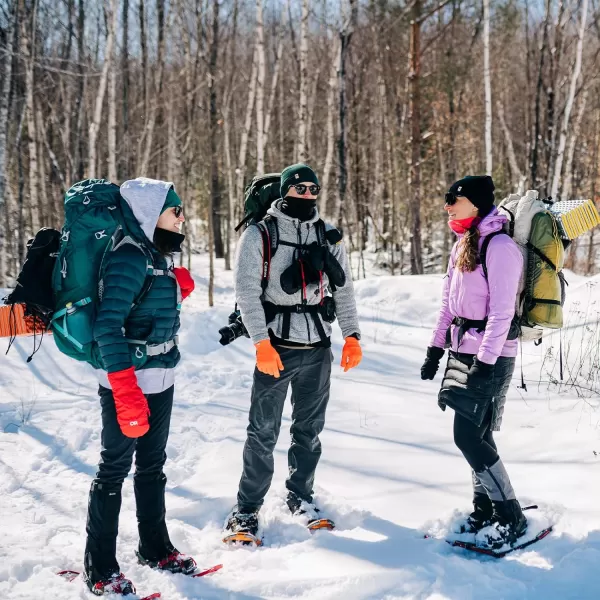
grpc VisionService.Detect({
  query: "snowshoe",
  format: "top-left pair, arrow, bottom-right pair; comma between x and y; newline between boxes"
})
481,499 -> 528,550
83,571 -> 135,596
223,507 -> 262,546
136,550 -> 197,575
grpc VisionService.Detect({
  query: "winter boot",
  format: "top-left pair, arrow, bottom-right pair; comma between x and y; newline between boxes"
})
225,506 -> 260,537
83,571 -> 135,596
460,493 -> 494,534
84,481 -> 122,586
286,491 -> 320,520
483,499 -> 528,549
136,549 -> 197,575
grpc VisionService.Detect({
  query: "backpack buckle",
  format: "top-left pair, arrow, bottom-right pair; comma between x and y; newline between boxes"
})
95,230 -> 107,240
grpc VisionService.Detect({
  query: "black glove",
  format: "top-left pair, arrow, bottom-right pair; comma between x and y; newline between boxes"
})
420,346 -> 445,380
467,357 -> 495,389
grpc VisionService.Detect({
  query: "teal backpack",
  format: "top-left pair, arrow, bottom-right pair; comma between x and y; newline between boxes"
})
51,179 -> 155,366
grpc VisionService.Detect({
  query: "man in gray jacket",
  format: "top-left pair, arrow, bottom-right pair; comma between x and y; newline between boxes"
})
225,163 -> 362,540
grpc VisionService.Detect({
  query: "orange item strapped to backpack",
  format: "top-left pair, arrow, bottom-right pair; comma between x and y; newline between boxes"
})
0,304 -> 49,338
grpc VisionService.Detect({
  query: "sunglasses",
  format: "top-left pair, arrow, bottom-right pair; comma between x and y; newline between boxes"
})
293,184 -> 320,196
444,192 -> 457,206
173,206 -> 184,218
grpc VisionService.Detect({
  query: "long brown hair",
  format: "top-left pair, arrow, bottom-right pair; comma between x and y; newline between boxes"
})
455,226 -> 481,272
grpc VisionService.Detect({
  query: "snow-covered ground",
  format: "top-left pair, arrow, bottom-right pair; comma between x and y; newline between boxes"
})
1,256 -> 599,600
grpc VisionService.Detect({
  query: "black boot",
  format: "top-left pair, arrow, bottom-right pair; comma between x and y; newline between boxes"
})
135,473 -> 175,562
84,481 -> 123,586
286,491 -> 321,520
484,499 -> 528,549
461,493 -> 493,533
225,506 -> 260,536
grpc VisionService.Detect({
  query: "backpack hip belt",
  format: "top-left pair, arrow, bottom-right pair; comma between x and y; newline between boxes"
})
445,315 -> 520,350
262,301 -> 329,342
126,336 -> 179,357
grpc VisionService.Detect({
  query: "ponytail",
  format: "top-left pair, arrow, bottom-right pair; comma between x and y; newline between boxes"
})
455,226 -> 480,272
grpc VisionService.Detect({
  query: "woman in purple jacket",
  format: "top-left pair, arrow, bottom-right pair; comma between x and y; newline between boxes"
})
421,175 -> 527,548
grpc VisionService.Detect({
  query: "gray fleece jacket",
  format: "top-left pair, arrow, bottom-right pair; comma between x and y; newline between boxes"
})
234,201 -> 361,345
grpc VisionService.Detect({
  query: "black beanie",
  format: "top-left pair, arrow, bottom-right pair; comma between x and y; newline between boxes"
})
448,175 -> 495,217
280,163 -> 320,198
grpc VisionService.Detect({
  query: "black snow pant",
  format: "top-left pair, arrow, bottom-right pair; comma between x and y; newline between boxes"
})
237,346 -> 333,511
451,357 -> 518,503
84,385 -> 174,582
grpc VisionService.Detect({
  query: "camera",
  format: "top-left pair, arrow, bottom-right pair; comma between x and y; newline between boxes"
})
218,309 -> 249,346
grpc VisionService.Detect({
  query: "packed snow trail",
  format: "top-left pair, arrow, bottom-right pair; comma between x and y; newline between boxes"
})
1,257 -> 599,599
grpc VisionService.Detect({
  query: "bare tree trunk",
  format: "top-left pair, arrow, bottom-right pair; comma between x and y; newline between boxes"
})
88,0 -> 117,178
209,0 -> 224,259
408,0 -> 423,274
483,0 -> 492,175
121,0 -> 130,178
296,0 -> 310,162
139,0 -> 166,175
139,0 -> 148,120
22,1 -> 40,233
263,20 -> 285,153
531,0 -> 551,188
562,88 -> 588,200
255,0 -> 266,174
224,99 -> 235,270
337,0 -> 356,229
108,38 -> 117,181
551,0 -> 588,200
0,1 -> 16,284
236,47 -> 258,206
497,99 -> 525,192
75,0 -> 86,180
322,40 -> 340,219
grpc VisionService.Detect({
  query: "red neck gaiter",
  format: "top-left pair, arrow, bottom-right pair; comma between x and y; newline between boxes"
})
449,216 -> 481,234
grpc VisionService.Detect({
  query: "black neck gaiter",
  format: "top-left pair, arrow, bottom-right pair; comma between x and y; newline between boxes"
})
280,197 -> 317,222
153,227 -> 185,254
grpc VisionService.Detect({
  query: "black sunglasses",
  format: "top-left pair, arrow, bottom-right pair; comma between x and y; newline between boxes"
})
173,205 -> 184,218
444,192 -> 457,206
293,184 -> 320,196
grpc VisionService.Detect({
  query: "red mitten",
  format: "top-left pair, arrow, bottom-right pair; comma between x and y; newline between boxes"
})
173,267 -> 195,300
107,366 -> 150,438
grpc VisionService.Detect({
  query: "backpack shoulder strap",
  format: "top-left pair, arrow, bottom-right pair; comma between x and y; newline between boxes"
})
255,216 -> 279,292
480,230 -> 507,280
315,219 -> 327,247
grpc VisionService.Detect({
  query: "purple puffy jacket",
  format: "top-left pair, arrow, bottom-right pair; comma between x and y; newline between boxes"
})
430,207 -> 523,365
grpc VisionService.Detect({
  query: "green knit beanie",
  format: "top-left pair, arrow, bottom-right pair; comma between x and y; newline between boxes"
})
161,187 -> 182,214
280,163 -> 319,198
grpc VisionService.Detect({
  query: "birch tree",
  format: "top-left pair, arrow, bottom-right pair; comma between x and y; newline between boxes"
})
296,0 -> 310,162
88,0 -> 117,179
483,0 -> 492,175
256,0 -> 266,174
551,0 -> 588,200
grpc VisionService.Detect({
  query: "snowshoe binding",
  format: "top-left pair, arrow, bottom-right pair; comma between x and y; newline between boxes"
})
481,499 -> 528,550
223,507 -> 262,546
83,571 -> 135,596
136,550 -> 197,575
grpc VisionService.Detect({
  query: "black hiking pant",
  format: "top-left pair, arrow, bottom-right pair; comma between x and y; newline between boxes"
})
237,346 -> 333,511
84,385 -> 174,582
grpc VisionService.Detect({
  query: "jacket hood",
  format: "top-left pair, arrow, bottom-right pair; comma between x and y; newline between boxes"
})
120,177 -> 174,242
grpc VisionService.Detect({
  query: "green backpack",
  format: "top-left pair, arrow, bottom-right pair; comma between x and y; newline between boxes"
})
51,179 -> 154,365
235,173 -> 281,231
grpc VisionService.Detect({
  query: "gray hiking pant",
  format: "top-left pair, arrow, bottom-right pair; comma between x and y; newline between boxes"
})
237,346 -> 333,511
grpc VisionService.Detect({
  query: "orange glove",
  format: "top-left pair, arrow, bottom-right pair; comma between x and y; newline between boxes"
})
341,336 -> 362,372
255,339 -> 284,378
107,366 -> 150,438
